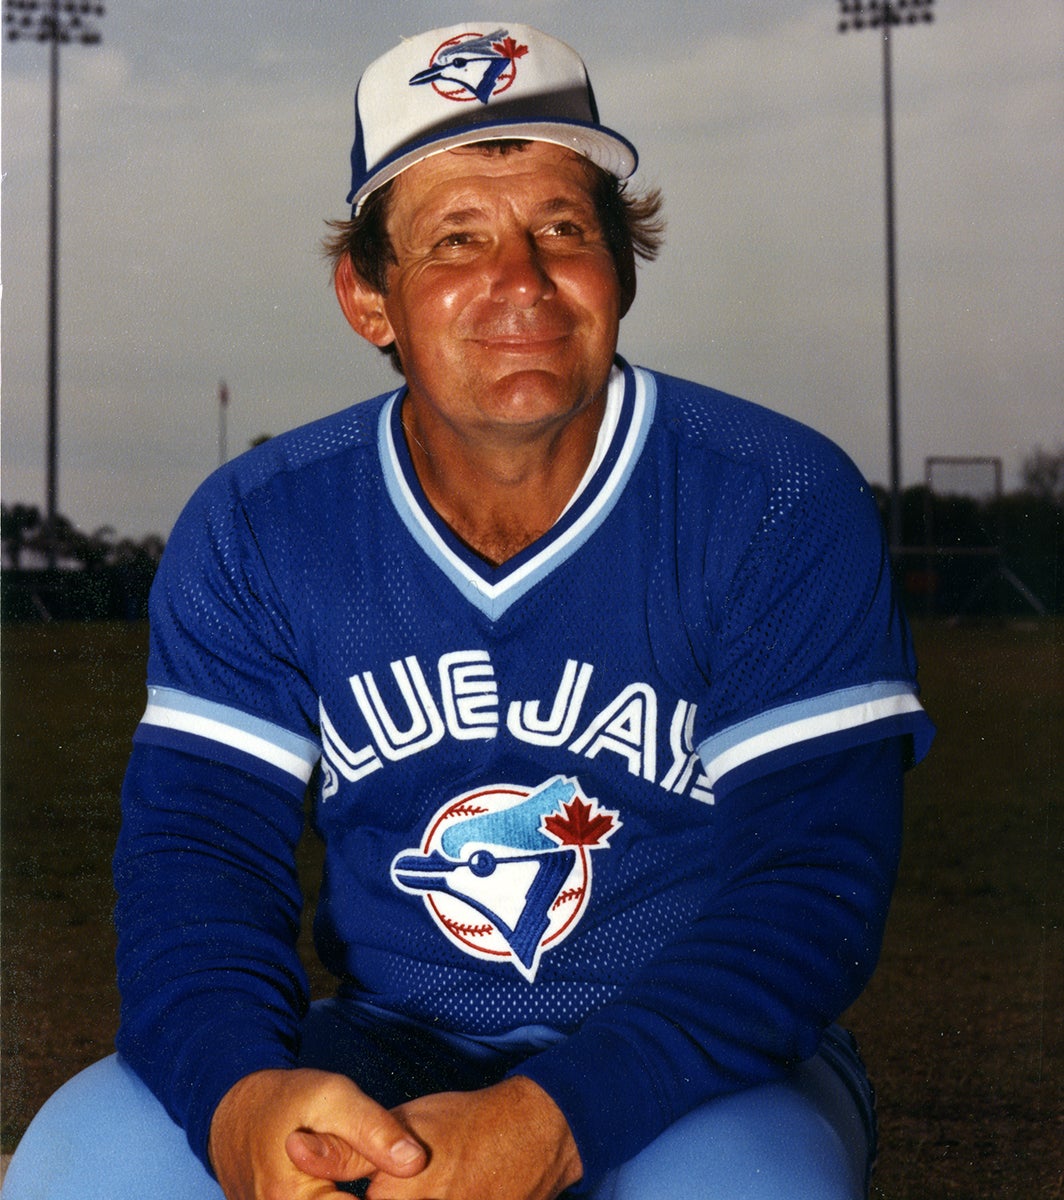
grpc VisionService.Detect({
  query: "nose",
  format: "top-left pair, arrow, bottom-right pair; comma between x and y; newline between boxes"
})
489,232 -> 557,308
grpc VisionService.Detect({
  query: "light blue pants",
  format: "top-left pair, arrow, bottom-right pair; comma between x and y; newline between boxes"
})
4,1005 -> 875,1199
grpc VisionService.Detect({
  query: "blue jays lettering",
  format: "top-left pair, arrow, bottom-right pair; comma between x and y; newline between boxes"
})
319,650 -> 716,805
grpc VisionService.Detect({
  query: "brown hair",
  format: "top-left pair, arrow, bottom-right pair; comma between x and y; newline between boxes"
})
323,141 -> 665,373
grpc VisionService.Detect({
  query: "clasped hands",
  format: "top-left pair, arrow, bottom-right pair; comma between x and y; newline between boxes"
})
209,1067 -> 582,1200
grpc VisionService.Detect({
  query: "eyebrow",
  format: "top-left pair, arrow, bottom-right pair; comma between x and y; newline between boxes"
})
434,206 -> 489,230
537,195 -> 596,218
433,194 -> 594,228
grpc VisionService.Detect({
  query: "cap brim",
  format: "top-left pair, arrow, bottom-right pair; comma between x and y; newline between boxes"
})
349,117 -> 637,214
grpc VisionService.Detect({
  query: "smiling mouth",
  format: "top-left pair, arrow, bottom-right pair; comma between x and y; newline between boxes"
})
474,333 -> 569,353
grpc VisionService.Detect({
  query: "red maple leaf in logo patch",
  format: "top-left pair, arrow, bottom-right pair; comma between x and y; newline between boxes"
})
493,37 -> 529,62
543,796 -> 618,847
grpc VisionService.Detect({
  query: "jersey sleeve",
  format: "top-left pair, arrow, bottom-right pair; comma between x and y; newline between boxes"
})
133,464 -> 321,788
114,744 -> 310,1171
693,435 -> 933,798
115,468 -> 321,1171
519,408 -> 929,1187
516,735 -> 904,1188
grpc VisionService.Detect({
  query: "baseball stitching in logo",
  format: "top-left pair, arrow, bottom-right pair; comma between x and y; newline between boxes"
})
391,776 -> 620,981
408,29 -> 529,105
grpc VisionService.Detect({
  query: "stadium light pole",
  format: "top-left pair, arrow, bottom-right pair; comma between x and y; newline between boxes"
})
218,380 -> 229,467
4,0 -> 106,564
837,0 -> 933,550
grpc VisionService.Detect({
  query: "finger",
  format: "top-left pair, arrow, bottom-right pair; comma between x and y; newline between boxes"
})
286,1130 -> 362,1181
286,1126 -> 426,1182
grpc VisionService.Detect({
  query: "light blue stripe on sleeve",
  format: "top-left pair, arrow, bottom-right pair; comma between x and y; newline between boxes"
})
140,686 -> 320,785
698,681 -> 926,789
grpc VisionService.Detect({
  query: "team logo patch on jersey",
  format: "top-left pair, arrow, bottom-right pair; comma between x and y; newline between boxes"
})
409,29 -> 529,105
391,776 -> 620,981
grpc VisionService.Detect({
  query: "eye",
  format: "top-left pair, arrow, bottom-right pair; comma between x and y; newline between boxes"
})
467,849 -> 497,877
542,220 -> 583,239
434,231 -> 475,250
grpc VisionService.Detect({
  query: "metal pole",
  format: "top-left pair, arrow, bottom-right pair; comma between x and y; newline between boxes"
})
4,0 -> 106,564
881,20 -> 902,549
836,0 -> 934,551
219,381 -> 229,467
45,3 -> 60,562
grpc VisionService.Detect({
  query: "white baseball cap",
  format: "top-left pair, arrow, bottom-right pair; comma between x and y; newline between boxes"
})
346,23 -> 638,214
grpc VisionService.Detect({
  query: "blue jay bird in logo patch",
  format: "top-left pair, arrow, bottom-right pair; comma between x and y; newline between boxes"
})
391,776 -> 620,981
409,29 -> 529,105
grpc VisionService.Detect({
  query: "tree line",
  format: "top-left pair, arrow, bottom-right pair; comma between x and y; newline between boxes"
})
1,504 -> 165,572
2,445 -> 1061,619
1,504 -> 165,622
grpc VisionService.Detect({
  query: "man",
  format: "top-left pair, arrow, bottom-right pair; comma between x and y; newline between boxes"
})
6,23 -> 933,1200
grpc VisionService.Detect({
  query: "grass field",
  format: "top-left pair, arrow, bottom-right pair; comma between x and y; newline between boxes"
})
1,618 -> 1061,1197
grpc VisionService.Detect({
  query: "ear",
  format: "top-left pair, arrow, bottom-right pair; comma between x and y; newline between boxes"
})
334,255 -> 396,348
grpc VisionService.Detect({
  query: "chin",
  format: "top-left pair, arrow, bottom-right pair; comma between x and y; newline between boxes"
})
484,371 -> 593,423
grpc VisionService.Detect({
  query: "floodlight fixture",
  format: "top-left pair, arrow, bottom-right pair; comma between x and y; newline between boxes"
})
4,0 -> 106,560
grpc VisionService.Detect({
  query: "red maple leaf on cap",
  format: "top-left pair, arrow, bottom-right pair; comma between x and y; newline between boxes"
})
543,796 -> 617,847
493,37 -> 529,61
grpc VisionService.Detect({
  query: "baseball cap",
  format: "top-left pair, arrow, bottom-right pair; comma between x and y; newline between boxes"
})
346,23 -> 638,214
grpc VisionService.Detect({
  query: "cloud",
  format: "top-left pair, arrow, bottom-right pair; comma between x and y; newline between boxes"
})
1,0 -> 1060,537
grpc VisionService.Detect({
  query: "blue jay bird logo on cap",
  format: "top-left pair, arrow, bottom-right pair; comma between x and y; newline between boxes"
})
391,776 -> 620,981
409,29 -> 529,105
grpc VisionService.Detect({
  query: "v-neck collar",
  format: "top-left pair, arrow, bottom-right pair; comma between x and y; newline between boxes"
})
378,358 -> 656,620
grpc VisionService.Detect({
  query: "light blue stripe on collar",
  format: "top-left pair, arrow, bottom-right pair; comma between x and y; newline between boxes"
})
379,360 -> 657,620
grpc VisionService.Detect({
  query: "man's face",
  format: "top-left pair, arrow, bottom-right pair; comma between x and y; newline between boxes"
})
376,142 -> 623,441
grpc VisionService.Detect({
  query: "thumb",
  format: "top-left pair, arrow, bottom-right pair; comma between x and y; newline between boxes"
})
287,1125 -> 426,1182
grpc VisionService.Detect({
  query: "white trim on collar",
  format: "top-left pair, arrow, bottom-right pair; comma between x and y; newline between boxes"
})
379,361 -> 656,620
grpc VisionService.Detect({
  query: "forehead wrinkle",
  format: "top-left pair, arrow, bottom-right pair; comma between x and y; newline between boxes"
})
390,146 -> 601,245
434,187 -> 596,229
538,194 -> 596,217
441,194 -> 591,224
436,205 -> 491,228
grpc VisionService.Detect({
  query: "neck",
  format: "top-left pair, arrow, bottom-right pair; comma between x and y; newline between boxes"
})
402,393 -> 606,567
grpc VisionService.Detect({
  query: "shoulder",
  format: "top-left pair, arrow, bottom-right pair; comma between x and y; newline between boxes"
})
644,367 -> 864,493
639,365 -> 879,546
173,391 -> 396,535
157,391 -> 400,592
219,391 -> 394,498
635,365 -> 885,595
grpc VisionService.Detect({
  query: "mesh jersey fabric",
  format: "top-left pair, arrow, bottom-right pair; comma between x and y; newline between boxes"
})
118,358 -> 933,1178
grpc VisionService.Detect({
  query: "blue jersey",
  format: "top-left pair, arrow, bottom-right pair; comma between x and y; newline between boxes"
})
116,360 -> 932,1180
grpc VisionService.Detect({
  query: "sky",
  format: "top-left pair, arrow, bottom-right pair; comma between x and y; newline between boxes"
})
2,0 -> 1061,540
